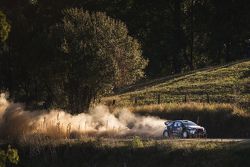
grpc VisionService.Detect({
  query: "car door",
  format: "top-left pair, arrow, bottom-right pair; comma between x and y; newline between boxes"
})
167,122 -> 174,136
172,121 -> 179,136
173,121 -> 183,137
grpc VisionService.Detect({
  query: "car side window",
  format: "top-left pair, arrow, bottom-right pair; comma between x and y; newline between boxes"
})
178,122 -> 183,128
174,122 -> 179,127
174,122 -> 182,127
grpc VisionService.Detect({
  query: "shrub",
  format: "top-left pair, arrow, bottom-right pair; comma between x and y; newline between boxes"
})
0,11 -> 11,42
130,136 -> 144,148
0,145 -> 19,167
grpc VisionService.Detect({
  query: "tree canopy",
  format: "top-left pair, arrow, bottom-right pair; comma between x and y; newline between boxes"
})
0,7 -> 147,113
0,0 -> 249,112
49,9 -> 147,113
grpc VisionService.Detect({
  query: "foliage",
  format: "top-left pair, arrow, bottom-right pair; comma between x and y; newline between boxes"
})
130,136 -> 144,148
80,0 -> 250,75
0,0 -> 249,112
0,145 -> 19,167
49,8 -> 147,113
0,5 -> 147,113
0,0 -> 249,77
0,11 -> 10,43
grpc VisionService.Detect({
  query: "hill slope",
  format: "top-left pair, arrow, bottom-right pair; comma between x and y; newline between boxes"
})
104,60 -> 250,109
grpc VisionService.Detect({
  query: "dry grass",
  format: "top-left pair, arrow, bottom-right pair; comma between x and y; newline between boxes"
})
11,137 -> 250,167
129,102 -> 248,117
124,102 -> 250,138
130,102 -> 235,113
103,60 -> 250,110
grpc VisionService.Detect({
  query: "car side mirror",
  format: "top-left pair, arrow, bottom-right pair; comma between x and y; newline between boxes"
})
164,122 -> 168,126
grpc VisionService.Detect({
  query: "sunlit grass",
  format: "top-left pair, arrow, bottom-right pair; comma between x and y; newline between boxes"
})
103,60 -> 250,111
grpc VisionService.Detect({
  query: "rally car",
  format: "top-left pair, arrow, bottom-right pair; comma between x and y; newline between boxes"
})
163,120 -> 207,138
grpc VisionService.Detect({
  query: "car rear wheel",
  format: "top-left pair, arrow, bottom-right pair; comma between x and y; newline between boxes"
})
182,131 -> 188,138
163,131 -> 169,138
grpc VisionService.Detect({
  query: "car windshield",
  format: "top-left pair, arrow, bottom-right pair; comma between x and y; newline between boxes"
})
166,122 -> 173,126
182,121 -> 197,127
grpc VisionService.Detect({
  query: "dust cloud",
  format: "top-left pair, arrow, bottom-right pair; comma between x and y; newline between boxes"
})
0,93 -> 165,140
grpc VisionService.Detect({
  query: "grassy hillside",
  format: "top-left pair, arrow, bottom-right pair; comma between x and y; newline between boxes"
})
8,139 -> 250,167
103,60 -> 250,110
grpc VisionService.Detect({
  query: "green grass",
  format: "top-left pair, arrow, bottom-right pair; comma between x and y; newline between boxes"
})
7,138 -> 250,167
103,60 -> 250,110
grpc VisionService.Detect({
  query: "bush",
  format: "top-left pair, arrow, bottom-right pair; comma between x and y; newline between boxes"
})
0,145 -> 19,167
130,136 -> 144,148
0,11 -> 11,42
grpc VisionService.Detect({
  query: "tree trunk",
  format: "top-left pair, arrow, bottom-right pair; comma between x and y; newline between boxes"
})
189,0 -> 195,70
224,41 -> 232,62
172,0 -> 183,74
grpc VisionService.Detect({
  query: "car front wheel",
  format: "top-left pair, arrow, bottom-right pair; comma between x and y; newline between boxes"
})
163,131 -> 169,138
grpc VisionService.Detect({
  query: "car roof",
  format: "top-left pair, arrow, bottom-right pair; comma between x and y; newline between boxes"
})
166,120 -> 195,125
174,120 -> 196,124
175,120 -> 190,122
166,120 -> 191,123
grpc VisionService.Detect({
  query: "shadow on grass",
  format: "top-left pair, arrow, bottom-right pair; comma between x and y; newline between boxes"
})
13,140 -> 250,167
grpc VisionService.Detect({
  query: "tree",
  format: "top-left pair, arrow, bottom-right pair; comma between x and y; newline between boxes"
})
206,0 -> 250,63
1,0 -> 249,109
50,8 -> 147,113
